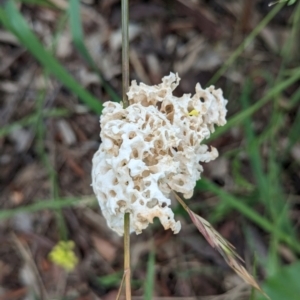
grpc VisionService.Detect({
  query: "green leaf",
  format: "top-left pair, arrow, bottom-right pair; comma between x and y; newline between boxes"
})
256,262 -> 300,300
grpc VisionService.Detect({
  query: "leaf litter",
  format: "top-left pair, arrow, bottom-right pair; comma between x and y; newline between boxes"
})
0,0 -> 299,299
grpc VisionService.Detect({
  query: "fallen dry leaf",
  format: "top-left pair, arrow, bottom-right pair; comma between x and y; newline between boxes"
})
91,235 -> 117,263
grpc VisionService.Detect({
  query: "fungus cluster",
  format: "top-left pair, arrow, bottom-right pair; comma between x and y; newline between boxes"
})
92,73 -> 227,235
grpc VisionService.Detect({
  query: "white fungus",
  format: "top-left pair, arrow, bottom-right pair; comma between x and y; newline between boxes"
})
91,73 -> 227,235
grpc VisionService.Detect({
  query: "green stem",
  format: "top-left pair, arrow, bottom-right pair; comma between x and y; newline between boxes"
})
124,213 -> 131,300
198,180 -> 300,254
121,0 -> 131,298
122,0 -> 129,108
207,2 -> 284,85
35,87 -> 68,241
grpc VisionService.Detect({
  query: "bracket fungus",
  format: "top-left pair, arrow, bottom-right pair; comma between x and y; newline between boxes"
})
92,73 -> 228,235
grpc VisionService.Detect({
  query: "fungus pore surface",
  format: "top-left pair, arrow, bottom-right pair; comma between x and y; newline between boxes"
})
92,73 -> 227,235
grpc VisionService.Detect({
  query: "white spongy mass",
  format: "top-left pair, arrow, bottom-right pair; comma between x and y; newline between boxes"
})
92,73 -> 227,235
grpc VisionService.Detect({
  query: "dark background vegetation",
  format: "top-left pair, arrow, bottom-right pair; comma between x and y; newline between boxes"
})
0,0 -> 300,299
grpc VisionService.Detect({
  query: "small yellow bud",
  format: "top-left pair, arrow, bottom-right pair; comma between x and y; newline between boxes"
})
49,241 -> 78,272
188,109 -> 199,117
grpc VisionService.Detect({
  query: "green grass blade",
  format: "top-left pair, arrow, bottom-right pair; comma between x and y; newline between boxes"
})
289,86 -> 300,108
144,243 -> 155,300
34,86 -> 68,240
209,66 -> 300,142
0,196 -> 97,221
68,0 -> 120,102
241,80 -> 269,202
19,0 -> 55,8
50,11 -> 69,54
0,1 -> 102,113
239,80 -> 293,237
195,179 -> 300,254
0,108 -> 69,138
208,3 -> 284,85
286,107 -> 300,154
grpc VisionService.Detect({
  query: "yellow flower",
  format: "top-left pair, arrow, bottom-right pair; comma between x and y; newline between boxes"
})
48,241 -> 78,272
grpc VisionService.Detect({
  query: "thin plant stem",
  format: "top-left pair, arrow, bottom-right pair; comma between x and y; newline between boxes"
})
121,0 -> 131,298
172,191 -> 189,212
116,272 -> 126,300
207,2 -> 284,85
122,0 -> 129,108
124,213 -> 131,300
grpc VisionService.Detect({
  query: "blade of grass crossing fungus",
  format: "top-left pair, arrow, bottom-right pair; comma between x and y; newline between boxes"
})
195,179 -> 300,254
68,0 -> 120,102
0,1 -> 102,113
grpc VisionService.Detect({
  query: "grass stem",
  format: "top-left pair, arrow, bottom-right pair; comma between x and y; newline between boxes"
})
207,2 -> 284,85
122,0 -> 129,108
124,213 -> 131,300
121,0 -> 131,298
